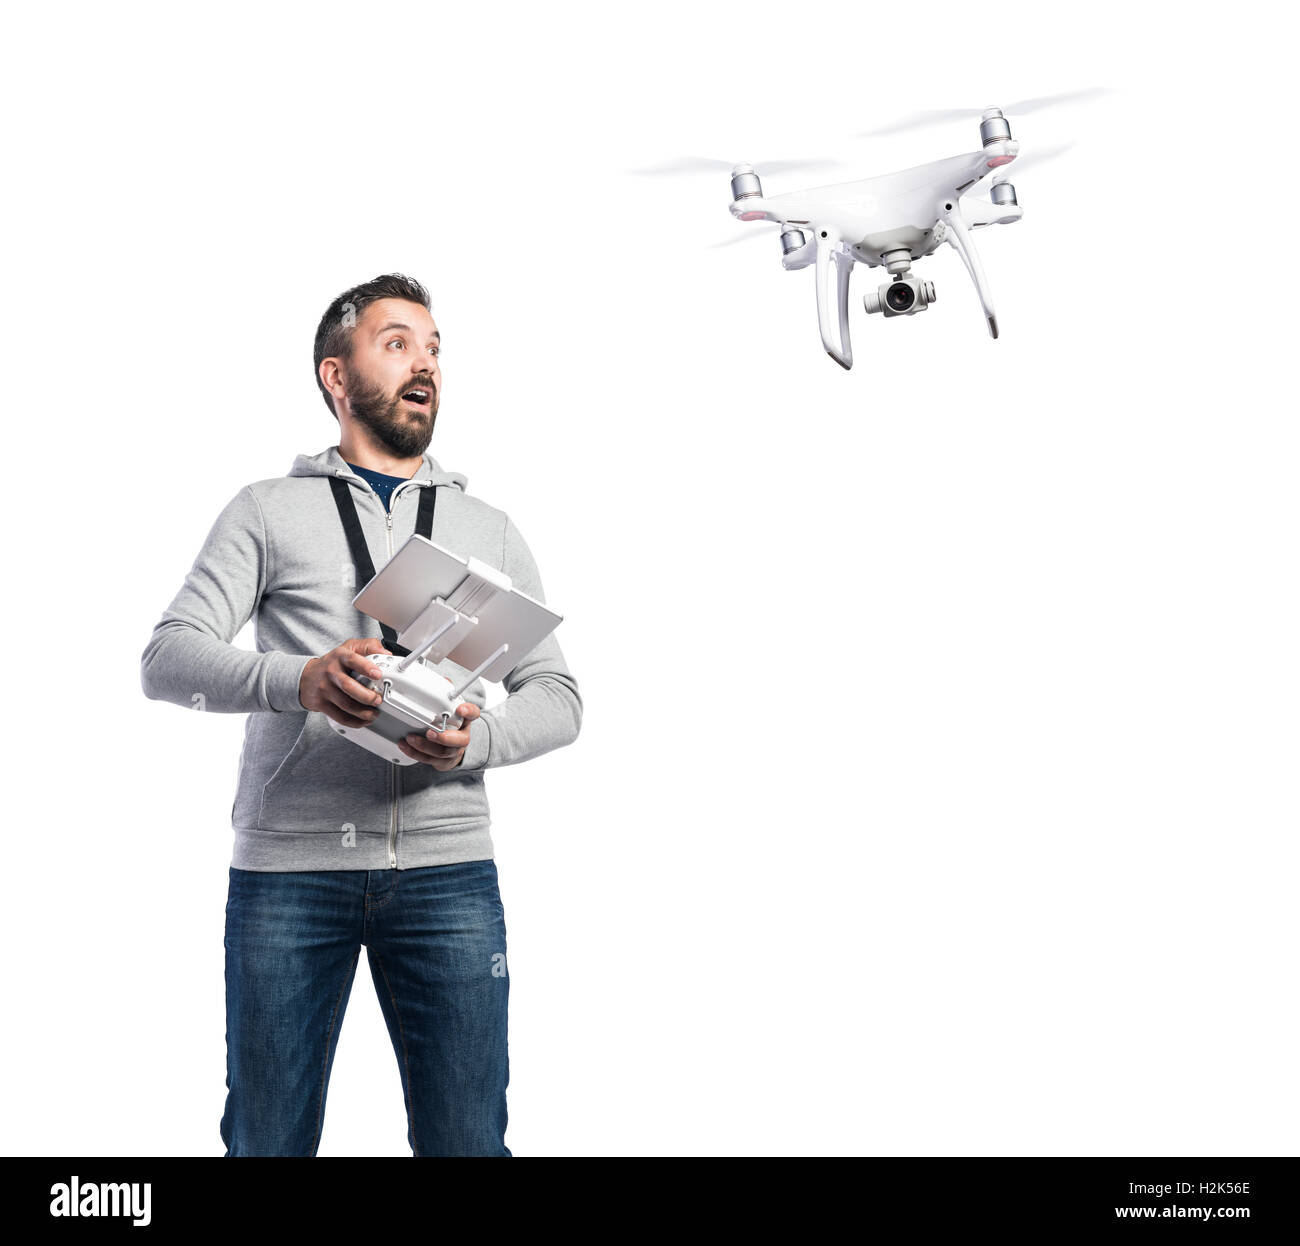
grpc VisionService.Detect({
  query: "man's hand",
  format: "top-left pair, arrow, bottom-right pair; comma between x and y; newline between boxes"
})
299,638 -> 389,727
397,702 -> 481,771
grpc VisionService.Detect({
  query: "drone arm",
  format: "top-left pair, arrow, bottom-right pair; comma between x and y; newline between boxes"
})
814,227 -> 854,370
960,195 -> 1022,228
939,201 -> 999,339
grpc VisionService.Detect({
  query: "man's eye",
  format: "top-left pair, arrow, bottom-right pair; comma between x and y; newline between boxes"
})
387,339 -> 404,349
429,345 -> 439,356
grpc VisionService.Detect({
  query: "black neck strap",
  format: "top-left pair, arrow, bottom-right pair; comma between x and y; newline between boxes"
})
329,475 -> 438,658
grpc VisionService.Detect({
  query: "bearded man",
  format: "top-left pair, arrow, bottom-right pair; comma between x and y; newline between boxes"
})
141,273 -> 581,1157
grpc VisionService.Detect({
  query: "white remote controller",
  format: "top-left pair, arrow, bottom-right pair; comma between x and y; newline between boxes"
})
329,652 -> 466,766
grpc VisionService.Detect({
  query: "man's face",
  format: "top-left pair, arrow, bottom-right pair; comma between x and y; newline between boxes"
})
336,298 -> 442,458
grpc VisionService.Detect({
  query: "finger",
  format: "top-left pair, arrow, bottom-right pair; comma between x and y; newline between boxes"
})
411,728 -> 460,755
427,726 -> 470,751
426,704 -> 476,745
323,687 -> 380,722
396,738 -> 446,767
353,637 -> 392,656
327,683 -> 381,716
330,665 -> 383,706
342,652 -> 386,684
321,703 -> 378,729
402,733 -> 454,760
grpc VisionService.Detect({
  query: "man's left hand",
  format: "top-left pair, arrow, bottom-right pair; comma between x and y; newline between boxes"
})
399,703 -> 481,770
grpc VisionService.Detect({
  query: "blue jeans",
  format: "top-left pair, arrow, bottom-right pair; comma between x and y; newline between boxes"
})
220,859 -> 510,1156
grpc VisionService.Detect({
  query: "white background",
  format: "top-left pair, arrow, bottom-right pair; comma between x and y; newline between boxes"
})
2,1 -> 1294,1157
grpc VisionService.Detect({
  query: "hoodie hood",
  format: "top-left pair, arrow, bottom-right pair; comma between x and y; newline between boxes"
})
288,444 -> 468,493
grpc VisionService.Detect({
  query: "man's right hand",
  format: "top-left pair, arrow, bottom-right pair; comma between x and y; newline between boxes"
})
298,638 -> 390,727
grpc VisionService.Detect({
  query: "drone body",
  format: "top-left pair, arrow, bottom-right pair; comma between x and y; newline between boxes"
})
729,108 -> 1025,369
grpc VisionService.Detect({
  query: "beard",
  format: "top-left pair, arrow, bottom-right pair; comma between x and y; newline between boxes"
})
345,369 -> 438,458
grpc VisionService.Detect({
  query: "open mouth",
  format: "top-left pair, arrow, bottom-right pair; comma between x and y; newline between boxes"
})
401,387 -> 432,408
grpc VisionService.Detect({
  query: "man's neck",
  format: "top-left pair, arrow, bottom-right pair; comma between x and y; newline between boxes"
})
337,429 -> 423,478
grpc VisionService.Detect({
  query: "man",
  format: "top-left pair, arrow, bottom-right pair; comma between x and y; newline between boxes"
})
140,273 -> 581,1157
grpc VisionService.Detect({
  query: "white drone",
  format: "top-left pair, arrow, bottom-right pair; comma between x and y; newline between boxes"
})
634,92 -> 1107,369
730,106 -> 1026,369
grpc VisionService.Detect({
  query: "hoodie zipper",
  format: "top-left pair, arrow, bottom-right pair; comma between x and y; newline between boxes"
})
382,479 -> 423,870
385,494 -> 399,868
388,764 -> 398,868
333,468 -> 431,872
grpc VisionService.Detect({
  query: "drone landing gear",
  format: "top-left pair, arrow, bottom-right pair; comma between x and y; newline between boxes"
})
937,201 -> 999,339
814,226 -> 855,370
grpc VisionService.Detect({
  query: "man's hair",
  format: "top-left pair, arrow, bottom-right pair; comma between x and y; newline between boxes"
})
313,273 -> 432,418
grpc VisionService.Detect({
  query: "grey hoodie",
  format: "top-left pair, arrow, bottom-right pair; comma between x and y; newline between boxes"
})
140,445 -> 582,871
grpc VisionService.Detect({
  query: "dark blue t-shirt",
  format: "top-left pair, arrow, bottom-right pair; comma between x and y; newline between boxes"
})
346,461 -> 410,513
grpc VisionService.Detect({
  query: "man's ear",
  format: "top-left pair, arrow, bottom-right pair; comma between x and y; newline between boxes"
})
320,356 -> 347,406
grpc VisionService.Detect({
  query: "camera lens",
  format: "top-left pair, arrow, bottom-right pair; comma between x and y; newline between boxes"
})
886,282 -> 915,312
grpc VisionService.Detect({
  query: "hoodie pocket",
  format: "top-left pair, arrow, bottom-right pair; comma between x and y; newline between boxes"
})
258,712 -> 384,834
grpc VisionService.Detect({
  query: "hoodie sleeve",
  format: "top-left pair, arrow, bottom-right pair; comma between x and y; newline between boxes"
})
458,514 -> 582,770
140,486 -> 311,714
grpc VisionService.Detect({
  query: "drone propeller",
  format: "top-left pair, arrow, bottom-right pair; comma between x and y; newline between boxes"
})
965,140 -> 1076,191
711,223 -> 783,249
858,88 -> 1112,138
632,156 -> 845,177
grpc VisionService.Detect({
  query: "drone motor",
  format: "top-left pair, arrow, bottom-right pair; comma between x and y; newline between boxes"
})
780,227 -> 808,254
980,107 -> 1013,146
779,226 -> 815,271
730,164 -> 766,220
981,108 -> 1016,169
984,180 -> 1020,225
